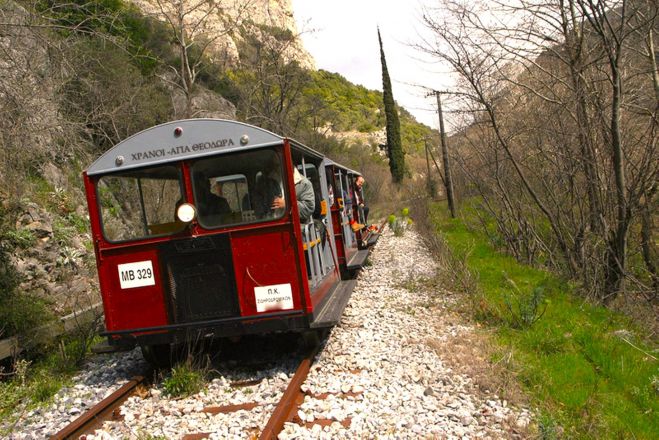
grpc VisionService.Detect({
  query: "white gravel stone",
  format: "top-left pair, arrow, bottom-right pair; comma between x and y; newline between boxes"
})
2,227 -> 531,439
1,347 -> 146,439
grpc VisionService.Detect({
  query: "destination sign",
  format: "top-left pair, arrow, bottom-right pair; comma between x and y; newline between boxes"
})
130,138 -> 235,162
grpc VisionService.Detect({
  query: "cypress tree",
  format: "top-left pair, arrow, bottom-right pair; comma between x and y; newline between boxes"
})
378,28 -> 405,183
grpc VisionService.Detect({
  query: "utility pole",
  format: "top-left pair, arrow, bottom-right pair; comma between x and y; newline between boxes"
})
428,90 -> 456,217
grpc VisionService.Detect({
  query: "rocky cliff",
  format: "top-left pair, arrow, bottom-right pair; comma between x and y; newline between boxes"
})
130,0 -> 315,69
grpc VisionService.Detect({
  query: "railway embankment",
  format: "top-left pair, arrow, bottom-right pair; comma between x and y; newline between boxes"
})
2,227 -> 531,439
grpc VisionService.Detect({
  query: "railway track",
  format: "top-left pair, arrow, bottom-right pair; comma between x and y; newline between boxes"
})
48,221 -> 385,440
50,343 -> 323,439
50,375 -> 148,439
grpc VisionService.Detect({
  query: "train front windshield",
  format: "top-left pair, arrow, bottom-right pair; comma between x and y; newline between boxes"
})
95,148 -> 289,242
97,165 -> 185,242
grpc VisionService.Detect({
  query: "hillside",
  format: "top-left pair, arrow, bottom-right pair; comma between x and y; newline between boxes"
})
0,0 -> 435,340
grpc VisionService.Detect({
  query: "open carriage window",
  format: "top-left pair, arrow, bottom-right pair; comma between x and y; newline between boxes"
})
191,148 -> 287,228
96,165 -> 185,242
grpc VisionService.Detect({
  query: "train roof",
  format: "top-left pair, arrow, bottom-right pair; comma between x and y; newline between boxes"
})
85,119 -> 324,176
322,158 -> 361,177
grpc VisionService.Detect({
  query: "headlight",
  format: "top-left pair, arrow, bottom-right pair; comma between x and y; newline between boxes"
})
176,203 -> 196,223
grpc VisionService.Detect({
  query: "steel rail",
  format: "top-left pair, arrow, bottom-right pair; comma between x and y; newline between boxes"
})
378,218 -> 387,232
258,347 -> 319,439
50,375 -> 146,440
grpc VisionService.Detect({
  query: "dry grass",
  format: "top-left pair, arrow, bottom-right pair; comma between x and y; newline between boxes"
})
424,301 -> 535,439
425,309 -> 528,408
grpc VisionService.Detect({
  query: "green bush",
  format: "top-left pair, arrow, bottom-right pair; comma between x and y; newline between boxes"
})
387,214 -> 396,226
388,208 -> 412,236
503,282 -> 548,329
3,228 -> 36,249
163,363 -> 205,398
0,333 -> 101,423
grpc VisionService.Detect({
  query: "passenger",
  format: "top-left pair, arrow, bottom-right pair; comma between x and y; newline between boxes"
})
211,181 -> 232,214
355,176 -> 369,222
350,175 -> 368,232
272,167 -> 314,223
252,155 -> 285,219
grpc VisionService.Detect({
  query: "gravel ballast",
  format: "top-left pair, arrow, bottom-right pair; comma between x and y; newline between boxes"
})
3,227 -> 531,439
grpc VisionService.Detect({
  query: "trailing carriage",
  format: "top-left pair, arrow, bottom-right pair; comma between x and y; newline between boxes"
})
83,119 -> 379,364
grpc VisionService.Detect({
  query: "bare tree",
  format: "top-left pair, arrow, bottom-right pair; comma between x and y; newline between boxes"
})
233,24 -> 311,136
417,0 -> 658,301
149,0 -> 252,117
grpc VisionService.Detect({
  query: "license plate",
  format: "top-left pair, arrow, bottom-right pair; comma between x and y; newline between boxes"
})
118,260 -> 156,289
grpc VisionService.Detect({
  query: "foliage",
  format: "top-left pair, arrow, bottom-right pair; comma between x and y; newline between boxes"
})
378,29 -> 405,183
503,283 -> 548,329
388,207 -> 412,236
430,202 -> 659,439
399,107 -> 435,154
231,23 -> 312,136
36,0 -> 172,74
305,70 -> 434,158
3,228 -> 37,250
0,334 -> 102,426
60,40 -> 172,153
422,0 -> 658,301
305,70 -> 384,133
0,206 -> 52,338
163,362 -> 205,398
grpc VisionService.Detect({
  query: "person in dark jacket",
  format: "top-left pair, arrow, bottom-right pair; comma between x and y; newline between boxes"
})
211,181 -> 231,215
354,175 -> 369,222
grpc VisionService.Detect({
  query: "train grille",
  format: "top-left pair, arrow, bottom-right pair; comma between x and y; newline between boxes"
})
160,235 -> 239,323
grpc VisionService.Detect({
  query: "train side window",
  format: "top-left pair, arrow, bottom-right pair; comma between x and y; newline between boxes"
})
96,165 -> 184,242
297,163 -> 322,219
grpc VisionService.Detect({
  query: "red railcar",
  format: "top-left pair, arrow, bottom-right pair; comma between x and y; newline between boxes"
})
83,119 -> 376,364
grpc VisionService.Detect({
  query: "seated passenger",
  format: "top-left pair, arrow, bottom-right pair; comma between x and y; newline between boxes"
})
211,181 -> 232,215
252,154 -> 293,220
194,174 -> 230,219
281,167 -> 314,224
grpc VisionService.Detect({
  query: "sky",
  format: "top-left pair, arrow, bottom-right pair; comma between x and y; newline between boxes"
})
290,0 -> 451,129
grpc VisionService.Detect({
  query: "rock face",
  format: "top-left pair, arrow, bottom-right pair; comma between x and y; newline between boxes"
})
172,86 -> 237,120
130,0 -> 315,69
11,199 -> 99,317
0,3 -> 64,178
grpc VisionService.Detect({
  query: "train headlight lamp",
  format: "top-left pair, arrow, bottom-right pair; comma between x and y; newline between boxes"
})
176,203 -> 196,223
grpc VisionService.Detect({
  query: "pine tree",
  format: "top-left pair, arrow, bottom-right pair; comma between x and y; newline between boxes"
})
378,28 -> 405,183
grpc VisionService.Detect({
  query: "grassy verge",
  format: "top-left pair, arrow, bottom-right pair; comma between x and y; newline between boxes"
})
429,203 -> 658,439
0,334 -> 102,432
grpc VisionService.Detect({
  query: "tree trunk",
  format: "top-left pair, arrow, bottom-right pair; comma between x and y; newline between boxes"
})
603,54 -> 628,301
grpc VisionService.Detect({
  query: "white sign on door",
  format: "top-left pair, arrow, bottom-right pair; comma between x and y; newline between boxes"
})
254,283 -> 294,312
